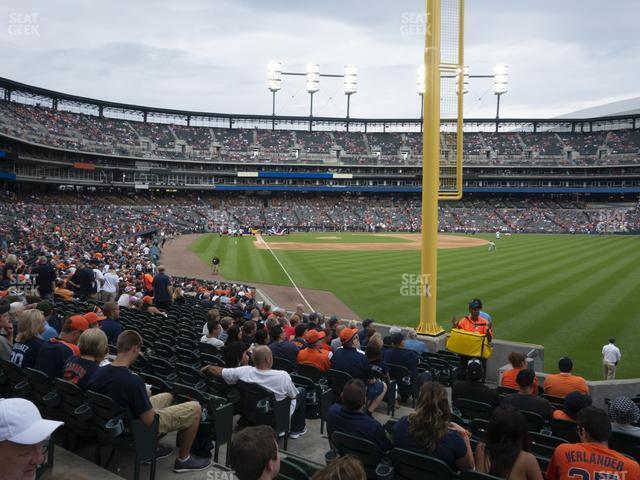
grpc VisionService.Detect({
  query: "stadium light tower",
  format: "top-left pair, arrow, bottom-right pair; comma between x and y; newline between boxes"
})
306,64 -> 320,130
267,61 -> 282,130
344,64 -> 357,131
494,64 -> 508,132
417,64 -> 426,123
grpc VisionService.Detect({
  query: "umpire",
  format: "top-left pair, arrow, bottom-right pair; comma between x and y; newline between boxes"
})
211,256 -> 220,274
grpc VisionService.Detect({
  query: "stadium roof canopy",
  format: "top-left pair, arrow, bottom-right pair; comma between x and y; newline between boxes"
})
557,97 -> 640,119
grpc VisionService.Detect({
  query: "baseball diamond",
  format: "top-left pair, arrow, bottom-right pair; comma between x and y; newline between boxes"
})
166,231 -> 640,381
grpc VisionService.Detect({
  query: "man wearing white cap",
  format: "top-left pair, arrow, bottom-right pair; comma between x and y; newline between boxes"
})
0,398 -> 63,480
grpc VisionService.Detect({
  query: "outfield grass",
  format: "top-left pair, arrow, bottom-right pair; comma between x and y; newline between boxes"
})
190,233 -> 640,380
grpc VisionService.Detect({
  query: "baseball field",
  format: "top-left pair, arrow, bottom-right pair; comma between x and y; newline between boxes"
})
189,232 -> 640,380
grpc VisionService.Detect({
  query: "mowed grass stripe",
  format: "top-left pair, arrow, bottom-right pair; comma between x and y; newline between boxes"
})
438,235 -> 585,280
510,239 -> 634,326
542,248 -> 640,376
599,275 -> 640,379
463,237 -> 624,321
539,262 -> 640,379
436,236 -> 593,314
497,237 -> 639,335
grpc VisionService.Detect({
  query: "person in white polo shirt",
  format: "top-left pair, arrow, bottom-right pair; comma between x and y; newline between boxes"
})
101,264 -> 120,303
601,337 -> 621,380
0,398 -> 63,480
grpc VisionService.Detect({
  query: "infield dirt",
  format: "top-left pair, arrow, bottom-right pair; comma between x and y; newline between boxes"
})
254,233 -> 488,250
160,233 -> 486,318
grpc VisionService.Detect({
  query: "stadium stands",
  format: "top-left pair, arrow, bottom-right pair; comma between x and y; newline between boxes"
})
0,189 -> 637,235
333,131 -> 368,155
172,125 -> 215,151
558,132 -> 608,157
2,99 -> 640,171
367,133 -> 404,155
212,127 -> 254,151
607,129 -> 640,154
256,129 -> 294,152
296,131 -> 334,154
519,132 -> 564,156
482,132 -> 523,157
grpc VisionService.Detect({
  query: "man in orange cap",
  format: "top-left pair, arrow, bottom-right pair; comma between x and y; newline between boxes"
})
297,330 -> 331,372
83,311 -> 106,328
330,327 -> 387,414
34,315 -> 88,378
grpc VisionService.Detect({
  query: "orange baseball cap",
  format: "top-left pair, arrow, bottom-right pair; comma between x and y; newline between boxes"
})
67,315 -> 89,332
83,311 -> 106,326
339,327 -> 359,344
304,330 -> 327,345
142,295 -> 153,304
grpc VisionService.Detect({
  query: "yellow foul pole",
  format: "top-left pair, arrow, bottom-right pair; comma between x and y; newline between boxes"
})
416,0 -> 444,335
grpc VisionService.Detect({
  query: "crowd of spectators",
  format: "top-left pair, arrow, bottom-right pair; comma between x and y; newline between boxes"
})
1,185 -> 640,478
2,189 -> 637,235
295,131 -> 334,154
368,133 -> 404,155
256,129 -> 294,152
6,99 -> 640,166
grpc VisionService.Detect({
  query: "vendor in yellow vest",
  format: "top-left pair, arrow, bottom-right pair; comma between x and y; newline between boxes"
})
453,298 -> 493,381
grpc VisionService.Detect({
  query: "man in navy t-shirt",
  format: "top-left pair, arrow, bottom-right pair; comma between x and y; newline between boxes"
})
330,327 -> 387,414
152,266 -> 173,310
100,302 -> 123,346
327,379 -> 391,452
88,330 -> 210,473
31,256 -> 56,300
384,333 -> 420,376
268,325 -> 299,366
35,316 -> 88,378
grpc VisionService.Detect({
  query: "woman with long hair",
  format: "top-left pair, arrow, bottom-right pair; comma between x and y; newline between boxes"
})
393,382 -> 474,472
311,455 -> 366,480
225,324 -> 241,344
172,287 -> 185,304
365,339 -> 390,383
10,309 -> 46,368
475,405 -> 543,479
1,254 -> 18,288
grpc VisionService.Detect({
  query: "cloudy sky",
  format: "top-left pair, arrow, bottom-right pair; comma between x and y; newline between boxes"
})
1,0 -> 638,120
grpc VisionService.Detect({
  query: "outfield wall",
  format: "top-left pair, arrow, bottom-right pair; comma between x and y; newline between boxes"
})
355,322 -> 545,384
372,323 -> 640,404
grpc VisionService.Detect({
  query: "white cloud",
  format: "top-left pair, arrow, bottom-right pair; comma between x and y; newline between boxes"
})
0,0 -> 638,120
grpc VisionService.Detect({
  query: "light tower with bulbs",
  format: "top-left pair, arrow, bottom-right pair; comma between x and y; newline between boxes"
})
267,61 -> 282,130
344,65 -> 357,131
306,64 -> 320,120
416,64 -> 426,122
494,64 -> 508,132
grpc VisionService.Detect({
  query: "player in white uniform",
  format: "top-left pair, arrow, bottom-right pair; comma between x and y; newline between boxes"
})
488,241 -> 496,251
495,231 -> 501,240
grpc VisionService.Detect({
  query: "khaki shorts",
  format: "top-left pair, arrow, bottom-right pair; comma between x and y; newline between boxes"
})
150,393 -> 200,434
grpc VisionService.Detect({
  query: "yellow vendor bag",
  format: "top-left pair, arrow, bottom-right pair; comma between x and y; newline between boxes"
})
446,328 -> 493,359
